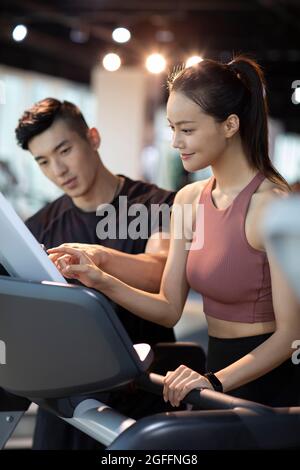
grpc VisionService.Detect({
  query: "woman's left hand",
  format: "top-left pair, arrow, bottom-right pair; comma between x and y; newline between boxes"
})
47,246 -> 108,290
163,365 -> 214,407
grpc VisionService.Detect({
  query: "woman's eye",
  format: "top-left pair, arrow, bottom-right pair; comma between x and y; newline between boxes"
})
62,147 -> 71,155
39,161 -> 48,166
182,129 -> 193,134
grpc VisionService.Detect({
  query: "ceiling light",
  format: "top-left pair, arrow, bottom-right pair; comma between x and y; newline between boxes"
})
112,27 -> 131,44
12,25 -> 27,42
102,53 -> 121,72
185,56 -> 203,68
146,53 -> 166,74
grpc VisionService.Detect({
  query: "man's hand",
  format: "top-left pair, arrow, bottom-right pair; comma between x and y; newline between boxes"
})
47,246 -> 108,290
48,239 -> 169,293
163,365 -> 213,407
48,243 -> 106,268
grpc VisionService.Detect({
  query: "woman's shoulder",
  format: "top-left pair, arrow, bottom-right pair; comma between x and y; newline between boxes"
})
254,177 -> 289,209
174,178 -> 211,205
250,177 -> 289,233
246,176 -> 289,252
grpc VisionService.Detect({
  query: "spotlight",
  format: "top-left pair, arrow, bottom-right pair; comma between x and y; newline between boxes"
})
102,53 -> 121,72
185,56 -> 203,68
112,27 -> 131,44
12,24 -> 27,42
146,53 -> 166,74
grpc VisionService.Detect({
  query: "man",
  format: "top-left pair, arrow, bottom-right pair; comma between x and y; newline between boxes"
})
15,98 -> 176,449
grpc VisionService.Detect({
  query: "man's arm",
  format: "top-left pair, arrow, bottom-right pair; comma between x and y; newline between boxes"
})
97,232 -> 170,293
49,232 -> 170,294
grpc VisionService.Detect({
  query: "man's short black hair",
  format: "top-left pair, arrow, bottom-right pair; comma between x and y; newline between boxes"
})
15,98 -> 89,150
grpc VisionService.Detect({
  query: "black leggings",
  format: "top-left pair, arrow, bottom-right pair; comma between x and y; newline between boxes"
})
206,333 -> 300,407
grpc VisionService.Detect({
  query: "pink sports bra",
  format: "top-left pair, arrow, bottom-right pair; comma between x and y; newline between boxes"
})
186,172 -> 275,323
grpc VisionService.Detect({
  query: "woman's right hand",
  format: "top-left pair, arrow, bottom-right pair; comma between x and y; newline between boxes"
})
47,246 -> 109,290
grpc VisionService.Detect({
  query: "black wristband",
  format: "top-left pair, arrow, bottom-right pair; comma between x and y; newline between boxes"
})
204,372 -> 223,393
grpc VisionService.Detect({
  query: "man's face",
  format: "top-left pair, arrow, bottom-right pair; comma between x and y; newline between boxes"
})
28,119 -> 101,198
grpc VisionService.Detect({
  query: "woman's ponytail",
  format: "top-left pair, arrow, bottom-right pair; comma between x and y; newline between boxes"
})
228,56 -> 290,190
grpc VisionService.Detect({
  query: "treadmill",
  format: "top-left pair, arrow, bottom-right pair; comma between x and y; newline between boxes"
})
1,195 -> 300,449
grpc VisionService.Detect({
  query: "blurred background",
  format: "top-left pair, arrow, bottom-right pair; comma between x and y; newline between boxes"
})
0,0 -> 299,449
0,0 -> 300,218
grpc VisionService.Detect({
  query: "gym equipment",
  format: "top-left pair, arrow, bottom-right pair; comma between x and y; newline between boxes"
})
0,191 -> 66,283
1,276 -> 300,450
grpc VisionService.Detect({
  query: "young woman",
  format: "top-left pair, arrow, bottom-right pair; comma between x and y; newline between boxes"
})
49,56 -> 300,408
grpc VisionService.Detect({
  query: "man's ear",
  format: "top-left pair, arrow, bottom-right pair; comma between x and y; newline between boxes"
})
223,114 -> 240,138
87,127 -> 101,150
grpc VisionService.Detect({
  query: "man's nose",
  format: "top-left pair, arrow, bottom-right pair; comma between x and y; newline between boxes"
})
52,160 -> 68,177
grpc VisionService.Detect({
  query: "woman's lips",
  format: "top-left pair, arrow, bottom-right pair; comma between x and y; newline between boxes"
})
181,153 -> 195,160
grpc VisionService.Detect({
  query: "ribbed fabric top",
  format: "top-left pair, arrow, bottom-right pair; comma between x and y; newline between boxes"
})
186,172 -> 275,323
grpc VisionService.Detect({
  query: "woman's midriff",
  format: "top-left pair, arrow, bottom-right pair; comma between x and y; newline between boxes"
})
206,314 -> 276,338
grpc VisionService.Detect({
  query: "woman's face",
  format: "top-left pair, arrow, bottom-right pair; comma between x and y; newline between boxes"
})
167,91 -> 228,172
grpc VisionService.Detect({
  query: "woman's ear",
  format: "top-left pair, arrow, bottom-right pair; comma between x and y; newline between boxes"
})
87,127 -> 101,150
224,114 -> 240,138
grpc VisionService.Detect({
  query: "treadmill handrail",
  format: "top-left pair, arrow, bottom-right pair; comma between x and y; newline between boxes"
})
137,373 -> 274,414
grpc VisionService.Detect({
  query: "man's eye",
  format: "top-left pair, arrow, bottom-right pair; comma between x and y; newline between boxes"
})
182,129 -> 193,134
39,161 -> 48,166
168,125 -> 175,131
61,147 -> 71,155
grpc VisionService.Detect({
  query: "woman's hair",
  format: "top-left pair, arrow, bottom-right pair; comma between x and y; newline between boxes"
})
168,56 -> 290,191
15,98 -> 89,150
